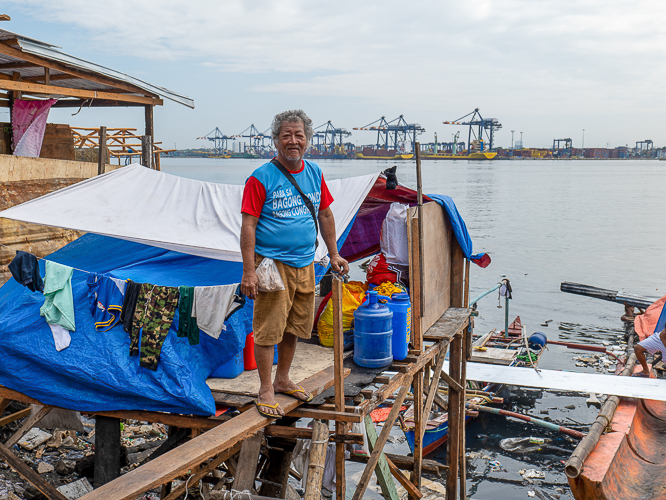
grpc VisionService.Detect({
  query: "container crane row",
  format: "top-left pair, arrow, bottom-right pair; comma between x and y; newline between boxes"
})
196,127 -> 233,155
311,121 -> 352,156
354,115 -> 425,153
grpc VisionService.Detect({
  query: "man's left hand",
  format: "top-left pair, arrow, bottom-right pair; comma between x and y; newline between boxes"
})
330,253 -> 349,275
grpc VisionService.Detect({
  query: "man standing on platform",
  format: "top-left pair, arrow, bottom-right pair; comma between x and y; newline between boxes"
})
240,109 -> 349,418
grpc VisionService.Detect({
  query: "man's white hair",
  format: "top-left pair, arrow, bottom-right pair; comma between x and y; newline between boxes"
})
271,109 -> 314,143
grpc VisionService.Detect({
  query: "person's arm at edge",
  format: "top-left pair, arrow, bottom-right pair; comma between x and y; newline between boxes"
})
240,213 -> 259,299
318,207 -> 349,275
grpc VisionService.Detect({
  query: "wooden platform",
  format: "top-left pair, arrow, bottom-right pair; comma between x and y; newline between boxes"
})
470,347 -> 516,365
207,342 -> 334,396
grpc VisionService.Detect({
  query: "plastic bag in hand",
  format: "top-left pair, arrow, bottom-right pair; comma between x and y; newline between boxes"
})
256,258 -> 285,292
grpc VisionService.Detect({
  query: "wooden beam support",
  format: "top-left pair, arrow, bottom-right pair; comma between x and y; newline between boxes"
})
232,430 -> 264,492
351,375 -> 413,500
0,441 -> 68,500
332,277 -> 347,500
94,416 -> 121,488
446,334 -> 462,499
387,458 -> 422,499
0,407 -> 31,426
0,398 -> 12,414
5,405 -> 52,448
421,350 -> 447,441
410,368 -> 423,496
0,80 -> 162,106
78,366 -> 337,500
0,42 -> 158,97
459,327 -> 470,500
410,220 -> 423,351
286,407 -> 361,423
439,368 -> 463,394
0,61 -> 37,69
364,415 -> 399,500
52,99 -> 146,108
163,440 -> 243,500
347,453 -> 446,476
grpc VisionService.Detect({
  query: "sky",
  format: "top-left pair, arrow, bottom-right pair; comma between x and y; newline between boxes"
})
3,0 -> 666,150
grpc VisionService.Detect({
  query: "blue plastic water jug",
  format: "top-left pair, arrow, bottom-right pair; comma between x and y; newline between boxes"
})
386,293 -> 411,361
354,291 -> 393,368
528,332 -> 548,351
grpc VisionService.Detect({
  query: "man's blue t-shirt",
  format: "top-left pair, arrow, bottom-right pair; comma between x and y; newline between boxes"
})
244,160 -> 326,268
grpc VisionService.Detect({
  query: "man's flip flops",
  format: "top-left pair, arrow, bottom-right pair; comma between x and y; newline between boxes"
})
632,372 -> 650,378
254,400 -> 283,419
277,386 -> 313,402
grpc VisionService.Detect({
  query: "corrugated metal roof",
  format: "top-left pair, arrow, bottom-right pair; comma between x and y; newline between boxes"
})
0,29 -> 194,108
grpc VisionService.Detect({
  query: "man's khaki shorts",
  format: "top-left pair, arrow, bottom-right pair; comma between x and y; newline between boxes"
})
253,254 -> 315,346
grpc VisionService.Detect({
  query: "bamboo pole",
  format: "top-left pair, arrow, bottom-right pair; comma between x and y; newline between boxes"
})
304,420 -> 329,500
565,345 -> 637,478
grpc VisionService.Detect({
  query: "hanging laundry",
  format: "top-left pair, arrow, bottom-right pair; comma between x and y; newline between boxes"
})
40,261 -> 75,331
86,274 -> 124,332
130,284 -> 179,371
177,286 -> 199,346
12,98 -> 57,157
8,250 -> 44,292
47,324 -> 71,352
192,284 -> 244,339
120,280 -> 142,334
110,277 -> 127,295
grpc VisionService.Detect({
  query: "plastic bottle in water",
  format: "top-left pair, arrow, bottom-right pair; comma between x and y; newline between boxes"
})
499,436 -> 552,454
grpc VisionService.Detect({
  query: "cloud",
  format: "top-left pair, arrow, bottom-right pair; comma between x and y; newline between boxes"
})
7,0 -> 666,146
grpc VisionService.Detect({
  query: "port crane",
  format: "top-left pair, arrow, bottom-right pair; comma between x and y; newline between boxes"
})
553,138 -> 573,158
197,127 -> 232,155
232,125 -> 273,155
635,140 -> 653,157
443,108 -> 501,152
311,121 -> 352,155
354,115 -> 425,153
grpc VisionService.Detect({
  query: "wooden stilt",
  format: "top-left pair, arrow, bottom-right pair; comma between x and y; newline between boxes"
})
141,135 -> 153,169
93,416 -> 121,488
258,438 -> 295,498
0,441 -> 68,500
410,369 -> 423,496
98,126 -> 107,175
332,277 -> 346,500
304,420 -> 329,500
364,415 -> 399,500
5,405 -> 52,448
459,327 -> 470,500
0,398 -> 11,414
232,430 -> 264,492
351,376 -> 413,500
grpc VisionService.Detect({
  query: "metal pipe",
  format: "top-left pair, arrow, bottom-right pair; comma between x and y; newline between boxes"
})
547,340 -> 621,362
467,404 -> 585,439
469,283 -> 501,306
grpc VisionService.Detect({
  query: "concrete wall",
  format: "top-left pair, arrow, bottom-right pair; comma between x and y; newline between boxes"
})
0,154 -> 120,182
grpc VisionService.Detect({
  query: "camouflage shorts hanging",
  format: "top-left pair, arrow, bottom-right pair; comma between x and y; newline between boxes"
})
129,283 -> 179,371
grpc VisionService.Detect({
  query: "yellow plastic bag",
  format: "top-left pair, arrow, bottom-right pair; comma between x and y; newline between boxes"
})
317,281 -> 367,347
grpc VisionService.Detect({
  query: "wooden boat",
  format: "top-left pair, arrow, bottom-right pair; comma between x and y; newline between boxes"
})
568,392 -> 666,500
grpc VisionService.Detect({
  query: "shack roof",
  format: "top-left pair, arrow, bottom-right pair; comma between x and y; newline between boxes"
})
0,28 -> 194,108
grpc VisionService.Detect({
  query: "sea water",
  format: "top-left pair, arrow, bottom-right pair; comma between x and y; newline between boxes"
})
162,157 -> 666,499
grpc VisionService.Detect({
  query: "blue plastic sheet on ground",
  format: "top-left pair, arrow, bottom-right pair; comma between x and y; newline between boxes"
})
0,234 -> 251,416
426,194 -> 488,264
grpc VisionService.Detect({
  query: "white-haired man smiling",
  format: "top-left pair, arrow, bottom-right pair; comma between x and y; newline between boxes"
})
240,109 -> 349,418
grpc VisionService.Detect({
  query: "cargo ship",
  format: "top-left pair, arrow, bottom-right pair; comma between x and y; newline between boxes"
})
421,152 -> 497,160
355,152 -> 414,160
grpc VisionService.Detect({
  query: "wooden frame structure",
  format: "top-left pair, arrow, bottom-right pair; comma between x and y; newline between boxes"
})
0,151 -> 471,498
0,29 -> 193,162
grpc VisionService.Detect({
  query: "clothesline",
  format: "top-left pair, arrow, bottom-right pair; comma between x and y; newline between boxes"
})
0,241 -> 95,275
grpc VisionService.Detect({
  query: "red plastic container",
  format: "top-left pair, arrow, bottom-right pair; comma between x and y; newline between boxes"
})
243,332 -> 257,370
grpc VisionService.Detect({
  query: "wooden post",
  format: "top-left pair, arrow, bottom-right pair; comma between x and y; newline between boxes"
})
94,416 -> 121,487
232,430 -> 264,492
44,67 -> 50,85
410,221 -> 423,352
12,71 -> 21,100
332,277 -> 346,500
304,420 -> 329,500
414,142 -> 425,318
459,329 -> 469,500
410,370 -> 423,496
98,126 -> 107,176
446,335 -> 461,499
258,438 -> 295,498
145,105 -> 155,169
141,135 -> 153,169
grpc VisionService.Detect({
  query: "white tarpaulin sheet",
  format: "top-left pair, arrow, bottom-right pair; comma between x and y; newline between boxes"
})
0,164 -> 379,262
444,361 -> 666,402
